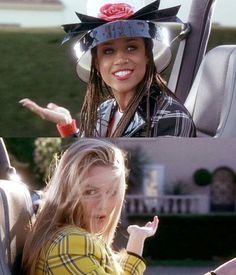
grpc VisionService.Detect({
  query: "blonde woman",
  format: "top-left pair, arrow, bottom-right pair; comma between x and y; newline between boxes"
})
22,139 -> 158,274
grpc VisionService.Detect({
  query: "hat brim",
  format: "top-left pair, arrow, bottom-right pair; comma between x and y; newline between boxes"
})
74,21 -> 185,83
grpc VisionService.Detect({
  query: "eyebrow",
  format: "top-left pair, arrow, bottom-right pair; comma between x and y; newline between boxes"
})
85,184 -> 98,188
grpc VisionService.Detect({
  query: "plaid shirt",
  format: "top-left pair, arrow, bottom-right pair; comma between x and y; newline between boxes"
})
96,88 -> 196,137
35,227 -> 146,275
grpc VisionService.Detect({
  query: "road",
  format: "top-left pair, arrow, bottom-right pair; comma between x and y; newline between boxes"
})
145,265 -> 215,275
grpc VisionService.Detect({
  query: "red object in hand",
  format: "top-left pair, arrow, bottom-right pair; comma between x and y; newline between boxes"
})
99,3 -> 134,21
56,119 -> 78,137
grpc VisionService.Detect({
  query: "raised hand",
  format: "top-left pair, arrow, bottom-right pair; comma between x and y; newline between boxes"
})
127,216 -> 159,239
126,216 -> 159,256
19,98 -> 72,125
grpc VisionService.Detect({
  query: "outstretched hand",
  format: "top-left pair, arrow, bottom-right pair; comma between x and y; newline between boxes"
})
19,98 -> 72,125
126,216 -> 159,256
127,216 -> 159,240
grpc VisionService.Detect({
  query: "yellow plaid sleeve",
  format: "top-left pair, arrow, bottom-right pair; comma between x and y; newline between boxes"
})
120,252 -> 146,275
36,228 -> 117,275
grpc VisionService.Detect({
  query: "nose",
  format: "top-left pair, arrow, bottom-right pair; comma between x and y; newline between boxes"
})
114,51 -> 129,65
97,192 -> 114,211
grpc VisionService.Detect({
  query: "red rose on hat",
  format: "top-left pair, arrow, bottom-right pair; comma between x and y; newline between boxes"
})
99,3 -> 134,21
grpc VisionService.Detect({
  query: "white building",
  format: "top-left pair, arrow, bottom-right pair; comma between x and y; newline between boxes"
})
0,0 -> 64,27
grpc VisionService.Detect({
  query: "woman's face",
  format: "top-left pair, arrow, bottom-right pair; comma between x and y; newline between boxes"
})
96,37 -> 148,98
80,165 -> 122,233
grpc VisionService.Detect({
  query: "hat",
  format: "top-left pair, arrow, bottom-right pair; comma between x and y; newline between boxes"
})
62,0 -> 184,83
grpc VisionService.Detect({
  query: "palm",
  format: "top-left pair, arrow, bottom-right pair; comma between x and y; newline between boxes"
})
127,216 -> 159,239
19,98 -> 72,125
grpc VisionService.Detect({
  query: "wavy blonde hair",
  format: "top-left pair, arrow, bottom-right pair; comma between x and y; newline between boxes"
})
22,138 -> 127,275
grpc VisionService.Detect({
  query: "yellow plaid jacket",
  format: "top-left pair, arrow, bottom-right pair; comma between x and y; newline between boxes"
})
35,226 -> 146,275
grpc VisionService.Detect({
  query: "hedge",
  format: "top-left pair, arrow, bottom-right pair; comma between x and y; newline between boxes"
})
128,214 -> 236,261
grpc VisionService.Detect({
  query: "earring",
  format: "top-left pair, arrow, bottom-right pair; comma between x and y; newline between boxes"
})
97,71 -> 101,78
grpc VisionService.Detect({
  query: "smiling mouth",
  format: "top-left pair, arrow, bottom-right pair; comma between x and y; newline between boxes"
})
113,69 -> 133,79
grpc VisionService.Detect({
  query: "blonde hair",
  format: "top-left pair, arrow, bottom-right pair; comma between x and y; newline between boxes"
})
22,138 -> 127,275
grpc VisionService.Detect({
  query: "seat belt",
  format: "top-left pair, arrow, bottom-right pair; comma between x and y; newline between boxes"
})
168,23 -> 191,93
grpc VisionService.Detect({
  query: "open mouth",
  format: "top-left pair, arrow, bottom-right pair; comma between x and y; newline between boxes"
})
96,215 -> 106,221
113,69 -> 133,80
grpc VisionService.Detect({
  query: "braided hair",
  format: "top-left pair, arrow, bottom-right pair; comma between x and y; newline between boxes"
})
79,38 -> 175,137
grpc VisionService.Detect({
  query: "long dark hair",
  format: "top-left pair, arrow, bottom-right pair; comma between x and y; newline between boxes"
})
79,38 -> 175,137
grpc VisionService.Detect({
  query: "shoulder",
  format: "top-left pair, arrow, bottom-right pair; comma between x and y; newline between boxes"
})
157,93 -> 192,116
147,90 -> 196,137
46,226 -> 105,257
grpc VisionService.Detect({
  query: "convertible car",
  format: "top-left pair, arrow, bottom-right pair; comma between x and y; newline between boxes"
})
1,0 -> 236,137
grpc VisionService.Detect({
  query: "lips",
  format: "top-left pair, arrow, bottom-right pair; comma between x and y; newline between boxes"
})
113,69 -> 133,80
96,215 -> 106,222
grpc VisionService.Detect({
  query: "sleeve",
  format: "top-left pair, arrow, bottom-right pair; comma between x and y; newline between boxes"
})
44,232 -> 113,275
153,112 -> 196,137
119,251 -> 146,275
151,95 -> 196,137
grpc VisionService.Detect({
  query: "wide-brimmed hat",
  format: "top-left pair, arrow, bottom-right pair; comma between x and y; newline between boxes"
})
62,0 -> 184,83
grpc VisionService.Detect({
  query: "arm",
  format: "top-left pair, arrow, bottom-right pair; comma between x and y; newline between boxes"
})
119,216 -> 159,275
152,95 -> 196,137
154,112 -> 196,137
19,98 -> 78,137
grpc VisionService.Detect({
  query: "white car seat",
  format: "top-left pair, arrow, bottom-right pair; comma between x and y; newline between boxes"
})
185,45 -> 236,137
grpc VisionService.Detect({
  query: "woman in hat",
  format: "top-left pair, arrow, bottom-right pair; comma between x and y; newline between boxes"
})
22,138 -> 159,274
20,0 -> 196,137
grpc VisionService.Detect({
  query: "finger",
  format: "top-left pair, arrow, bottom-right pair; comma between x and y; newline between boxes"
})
47,103 -> 72,120
19,99 -> 47,119
47,102 -> 59,109
152,216 -> 159,232
145,221 -> 152,227
20,99 -> 68,124
40,109 -> 69,124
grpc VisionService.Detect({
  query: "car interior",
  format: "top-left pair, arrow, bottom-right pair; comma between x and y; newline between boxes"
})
184,45 -> 236,137
0,139 -> 34,275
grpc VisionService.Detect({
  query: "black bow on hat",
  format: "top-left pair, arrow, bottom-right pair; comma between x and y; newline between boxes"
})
62,0 -> 181,44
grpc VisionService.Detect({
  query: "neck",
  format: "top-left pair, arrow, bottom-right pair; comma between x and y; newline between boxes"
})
112,90 -> 135,112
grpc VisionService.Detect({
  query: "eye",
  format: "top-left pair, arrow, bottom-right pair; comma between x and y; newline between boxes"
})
127,45 -> 137,52
83,189 -> 97,196
103,48 -> 114,55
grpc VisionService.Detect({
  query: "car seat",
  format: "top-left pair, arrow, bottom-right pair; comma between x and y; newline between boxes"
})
184,45 -> 236,137
0,180 -> 33,275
